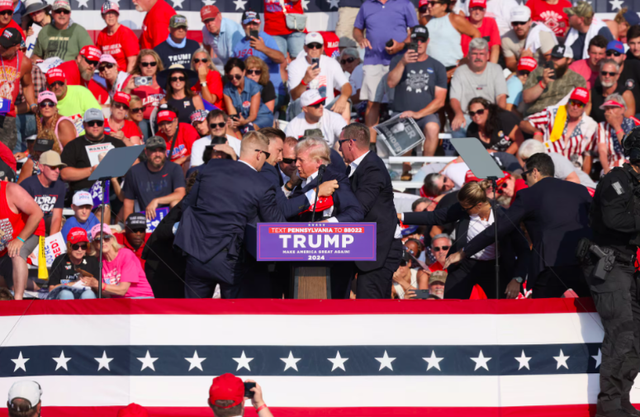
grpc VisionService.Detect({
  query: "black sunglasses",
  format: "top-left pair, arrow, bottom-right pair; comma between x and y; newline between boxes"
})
39,101 -> 55,108
469,108 -> 485,117
113,102 -> 129,110
338,138 -> 353,147
246,69 -> 262,75
86,120 -> 104,127
209,122 -> 226,129
307,43 -> 323,49
141,61 -> 157,67
282,158 -> 296,164
433,245 -> 450,252
340,57 -> 356,65
521,169 -> 533,181
309,101 -> 325,109
606,50 -> 621,57
84,58 -> 99,67
98,63 -> 115,71
50,81 -> 64,88
0,10 -> 12,16
255,149 -> 271,159
170,76 -> 186,82
194,58 -> 209,63
601,71 -> 617,77
130,107 -> 144,113
512,21 -> 528,26
52,9 -> 70,14
71,243 -> 88,250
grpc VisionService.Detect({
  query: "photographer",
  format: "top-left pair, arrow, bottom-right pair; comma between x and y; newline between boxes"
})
586,126 -> 640,417
208,373 -> 273,417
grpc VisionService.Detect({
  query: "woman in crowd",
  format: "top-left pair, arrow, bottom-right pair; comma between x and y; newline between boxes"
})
158,64 -> 205,125
128,95 -> 146,140
47,227 -> 98,300
245,56 -> 276,113
191,48 -> 225,112
22,0 -> 51,37
96,0 -> 139,73
391,251 -> 418,299
466,97 -> 523,154
83,224 -> 154,298
104,92 -> 143,145
98,54 -> 131,98
190,109 -> 210,137
223,58 -> 274,132
127,50 -> 165,139
35,91 -> 76,151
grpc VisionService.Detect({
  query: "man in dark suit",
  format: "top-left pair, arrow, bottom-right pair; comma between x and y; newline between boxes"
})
339,123 -> 402,299
445,152 -> 592,298
174,131 -> 287,299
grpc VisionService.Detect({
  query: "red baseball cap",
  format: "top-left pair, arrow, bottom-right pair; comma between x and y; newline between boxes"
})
0,0 -> 13,13
117,403 -> 148,417
517,56 -> 537,72
201,5 -> 220,21
569,87 -> 589,105
464,170 -> 481,184
46,68 -> 66,85
496,171 -> 512,187
80,45 -> 102,61
157,110 -> 176,124
419,0 -> 428,7
468,0 -> 486,8
67,227 -> 89,245
209,374 -> 244,408
321,31 -> 339,59
113,92 -> 131,107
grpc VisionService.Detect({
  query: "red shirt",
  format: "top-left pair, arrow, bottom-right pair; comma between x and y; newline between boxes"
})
104,118 -> 143,140
0,50 -> 23,117
115,232 -> 150,271
56,60 -> 111,105
96,25 -> 141,72
158,123 -> 199,162
509,178 -> 528,207
192,71 -> 225,112
132,83 -> 165,120
461,17 -> 500,57
140,0 -> 176,50
526,0 -> 572,38
263,0 -> 305,36
0,141 -> 16,172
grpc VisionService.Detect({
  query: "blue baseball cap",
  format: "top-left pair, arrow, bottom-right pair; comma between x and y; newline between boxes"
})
606,40 -> 625,54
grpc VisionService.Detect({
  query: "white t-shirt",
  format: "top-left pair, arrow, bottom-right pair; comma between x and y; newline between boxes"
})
287,55 -> 349,103
284,111 -> 347,147
190,134 -> 241,167
348,64 -> 363,96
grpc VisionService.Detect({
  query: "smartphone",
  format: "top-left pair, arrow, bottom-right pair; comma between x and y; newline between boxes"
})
134,76 -> 153,87
545,60 -> 555,80
408,41 -> 418,53
311,57 -> 319,69
412,289 -> 430,299
244,382 -> 256,398
231,114 -> 240,121
250,29 -> 259,40
385,39 -> 394,48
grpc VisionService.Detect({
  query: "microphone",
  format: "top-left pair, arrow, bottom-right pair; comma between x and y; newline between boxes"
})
311,165 -> 327,223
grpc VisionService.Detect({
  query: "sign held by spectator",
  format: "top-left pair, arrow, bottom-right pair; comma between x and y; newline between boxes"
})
374,115 -> 425,156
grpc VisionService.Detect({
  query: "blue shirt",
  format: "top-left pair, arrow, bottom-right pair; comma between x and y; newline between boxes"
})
354,0 -> 418,66
506,75 -> 523,106
202,17 -> 245,74
223,77 -> 272,122
61,213 -> 100,242
232,31 -> 285,97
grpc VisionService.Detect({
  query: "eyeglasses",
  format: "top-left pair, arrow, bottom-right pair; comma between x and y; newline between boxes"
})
246,69 -> 262,75
469,108 -> 485,117
309,101 -> 325,109
209,122 -> 226,129
338,138 -> 353,147
230,74 -> 243,80
606,50 -> 621,57
113,102 -> 129,110
433,245 -> 450,252
86,120 -> 104,127
0,10 -> 13,16
71,243 -> 88,250
569,100 -> 585,108
255,149 -> 271,159
282,158 -> 296,164
52,9 -> 70,14
84,58 -> 99,67
512,21 -> 528,26
50,81 -> 64,88
601,71 -> 617,77
130,107 -> 143,114
39,101 -> 55,108
194,58 -> 209,63
307,43 -> 323,49
98,63 -> 115,71
340,57 -> 356,65
140,61 -> 157,67
170,76 -> 186,82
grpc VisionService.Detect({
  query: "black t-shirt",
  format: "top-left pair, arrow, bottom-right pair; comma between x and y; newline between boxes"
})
570,27 -> 614,60
261,81 -> 276,105
60,135 -> 126,193
123,161 -> 186,210
48,253 -> 100,286
154,39 -> 201,69
618,60 -> 640,114
590,82 -> 628,124
20,176 -> 66,216
466,111 -> 519,152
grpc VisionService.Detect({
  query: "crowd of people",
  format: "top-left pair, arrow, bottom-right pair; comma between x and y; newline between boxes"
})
0,0 -> 634,302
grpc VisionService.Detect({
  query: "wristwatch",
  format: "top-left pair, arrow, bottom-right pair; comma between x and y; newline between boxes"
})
201,81 -> 208,87
514,277 -> 524,284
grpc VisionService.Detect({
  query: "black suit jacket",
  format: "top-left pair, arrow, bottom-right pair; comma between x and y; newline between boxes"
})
463,177 -> 592,287
174,159 -> 286,263
260,162 -> 310,219
290,164 -> 364,223
349,151 -> 398,271
403,202 -> 531,280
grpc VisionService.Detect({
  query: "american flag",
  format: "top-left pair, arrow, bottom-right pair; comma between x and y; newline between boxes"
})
0,298 -> 613,416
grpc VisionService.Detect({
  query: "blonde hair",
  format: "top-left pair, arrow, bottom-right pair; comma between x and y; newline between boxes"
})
295,137 -> 331,164
130,50 -> 165,76
457,181 -> 490,207
190,47 -> 221,74
88,235 -> 122,257
245,56 -> 270,86
35,112 -> 62,154
129,95 -> 142,107
240,131 -> 270,157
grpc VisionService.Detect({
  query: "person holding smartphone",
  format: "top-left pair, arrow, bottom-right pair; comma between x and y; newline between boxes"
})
208,374 -> 274,417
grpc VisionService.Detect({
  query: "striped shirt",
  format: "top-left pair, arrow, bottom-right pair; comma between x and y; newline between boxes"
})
526,106 -> 598,165
595,118 -> 640,170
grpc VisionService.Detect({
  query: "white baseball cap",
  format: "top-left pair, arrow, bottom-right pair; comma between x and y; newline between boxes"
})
8,381 -> 42,410
305,32 -> 324,46
510,5 -> 531,22
300,89 -> 326,107
72,191 -> 93,207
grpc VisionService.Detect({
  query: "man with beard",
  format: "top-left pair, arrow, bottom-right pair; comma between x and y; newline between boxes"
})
123,135 -> 186,221
523,44 -> 587,116
56,46 -> 110,105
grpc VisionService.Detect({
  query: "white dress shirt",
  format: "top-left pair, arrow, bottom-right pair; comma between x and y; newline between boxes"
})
348,151 -> 369,177
467,210 -> 496,260
238,160 -> 257,172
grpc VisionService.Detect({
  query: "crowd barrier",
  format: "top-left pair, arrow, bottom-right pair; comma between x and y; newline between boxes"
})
0,298 -> 617,416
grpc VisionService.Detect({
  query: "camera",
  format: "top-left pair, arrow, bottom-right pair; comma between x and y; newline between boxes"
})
134,76 -> 153,87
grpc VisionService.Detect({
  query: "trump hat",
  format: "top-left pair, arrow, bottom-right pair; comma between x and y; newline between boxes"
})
517,56 -> 537,72
570,87 -> 589,104
468,0 -> 487,9
113,92 -> 131,107
46,68 -> 66,84
209,374 -> 244,408
300,89 -> 326,107
80,45 -> 102,61
157,109 -> 177,124
67,227 -> 89,245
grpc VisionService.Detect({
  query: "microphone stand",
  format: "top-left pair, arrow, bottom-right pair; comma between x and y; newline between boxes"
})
311,165 -> 326,223
97,178 -> 108,299
487,176 -> 499,299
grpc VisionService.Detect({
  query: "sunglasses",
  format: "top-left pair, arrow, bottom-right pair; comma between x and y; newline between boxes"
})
496,182 -> 508,194
569,100 -> 585,108
39,101 -> 55,108
433,245 -> 450,252
601,71 -> 617,77
282,158 -> 296,164
140,61 -> 157,67
0,10 -> 12,16
255,149 -> 271,159
307,43 -> 323,49
521,169 -> 533,181
340,57 -> 356,65
86,120 -> 104,127
71,243 -> 88,250
52,9 -> 70,14
469,108 -> 485,117
98,63 -> 115,71
94,235 -> 112,242
246,69 -> 262,75
194,58 -> 209,63
518,70 -> 531,77
209,122 -> 226,129
338,138 -> 353,147
130,107 -> 143,114
84,58 -> 99,67
50,81 -> 64,88
113,102 -> 129,110
309,101 -> 325,109
230,74 -> 243,80
512,21 -> 528,26
606,50 -> 621,57
170,76 -> 186,82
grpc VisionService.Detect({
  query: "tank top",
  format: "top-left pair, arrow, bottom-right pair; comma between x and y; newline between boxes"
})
0,51 -> 22,118
167,96 -> 196,125
0,181 -> 25,257
392,269 -> 418,299
426,14 -> 463,68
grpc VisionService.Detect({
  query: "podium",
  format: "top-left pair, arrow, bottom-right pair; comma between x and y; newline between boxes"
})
246,223 -> 377,299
